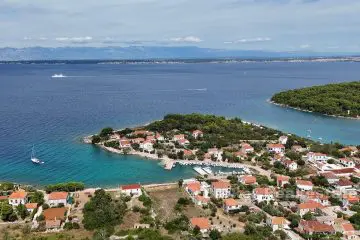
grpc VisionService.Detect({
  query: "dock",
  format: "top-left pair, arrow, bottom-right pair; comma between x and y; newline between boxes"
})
193,166 -> 208,176
163,160 -> 175,170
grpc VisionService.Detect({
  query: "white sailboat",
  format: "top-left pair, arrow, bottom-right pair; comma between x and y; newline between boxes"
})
31,146 -> 44,164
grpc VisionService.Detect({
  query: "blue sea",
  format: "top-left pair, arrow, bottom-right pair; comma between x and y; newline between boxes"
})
1,62 -> 360,187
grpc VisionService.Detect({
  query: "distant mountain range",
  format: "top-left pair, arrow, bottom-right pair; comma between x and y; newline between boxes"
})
0,46 -> 358,61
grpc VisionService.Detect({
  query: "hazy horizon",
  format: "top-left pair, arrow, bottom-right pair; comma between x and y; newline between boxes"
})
1,0 -> 360,53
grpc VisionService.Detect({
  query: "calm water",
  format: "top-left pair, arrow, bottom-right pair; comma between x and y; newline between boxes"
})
1,62 -> 360,187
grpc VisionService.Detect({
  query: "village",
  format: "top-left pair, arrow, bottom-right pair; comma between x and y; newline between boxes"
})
1,114 -> 360,239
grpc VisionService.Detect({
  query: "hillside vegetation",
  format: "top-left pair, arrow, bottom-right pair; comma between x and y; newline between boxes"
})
271,81 -> 360,118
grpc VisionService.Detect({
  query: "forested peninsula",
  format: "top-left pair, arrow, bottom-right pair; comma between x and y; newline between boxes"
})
271,81 -> 360,118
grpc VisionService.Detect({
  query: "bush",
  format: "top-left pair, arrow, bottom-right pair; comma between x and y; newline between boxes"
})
164,215 -> 189,234
92,135 -> 101,144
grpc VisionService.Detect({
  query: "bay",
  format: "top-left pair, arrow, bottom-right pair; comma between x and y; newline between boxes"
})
0,62 -> 359,187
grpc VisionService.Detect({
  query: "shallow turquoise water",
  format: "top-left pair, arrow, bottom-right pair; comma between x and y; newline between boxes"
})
0,62 -> 359,187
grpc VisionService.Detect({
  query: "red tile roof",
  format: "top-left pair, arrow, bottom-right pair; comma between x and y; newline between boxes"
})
342,223 -> 355,232
48,192 -> 68,200
195,195 -> 209,203
267,144 -> 285,149
224,198 -> 239,207
298,200 -> 324,210
0,196 -> 8,200
296,180 -> 313,186
187,182 -> 201,192
337,178 -> 353,186
9,191 -> 27,199
241,175 -> 256,184
43,207 -> 67,221
254,187 -> 272,195
183,149 -> 193,156
277,175 -> 290,182
25,203 -> 38,209
320,172 -> 338,179
329,168 -> 355,175
121,184 -> 141,190
300,220 -> 335,233
342,194 -> 359,203
211,181 -> 230,189
190,217 -> 210,230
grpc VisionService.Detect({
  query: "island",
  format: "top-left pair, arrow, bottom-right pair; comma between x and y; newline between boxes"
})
270,81 -> 360,118
1,114 -> 360,240
84,113 -> 358,175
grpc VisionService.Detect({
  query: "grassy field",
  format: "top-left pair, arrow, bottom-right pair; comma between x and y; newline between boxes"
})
147,184 -> 209,222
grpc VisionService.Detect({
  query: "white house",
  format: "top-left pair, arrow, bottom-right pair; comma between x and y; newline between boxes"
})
240,175 -> 257,185
47,192 -> 68,207
178,139 -> 190,146
278,136 -> 288,145
211,181 -> 231,199
339,146 -> 358,156
292,145 -> 306,153
207,148 -> 223,161
266,217 -> 289,232
297,201 -> 325,217
223,198 -> 241,213
155,132 -> 164,141
297,191 -> 330,206
307,152 -> 329,163
25,203 -> 38,213
190,217 -> 211,234
338,158 -> 355,168
173,134 -> 185,141
283,160 -> 298,171
296,180 -> 313,191
319,172 -> 339,184
8,191 -> 28,207
277,175 -> 290,187
252,187 -> 274,203
194,195 -> 210,206
335,179 -> 353,193
185,181 -> 201,196
140,140 -> 153,151
121,184 -> 142,197
240,143 -> 254,153
266,144 -> 285,154
119,139 -> 131,148
192,130 -> 203,139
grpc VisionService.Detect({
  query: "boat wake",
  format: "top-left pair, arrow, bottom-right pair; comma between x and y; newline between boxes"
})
186,88 -> 207,91
51,74 -> 96,78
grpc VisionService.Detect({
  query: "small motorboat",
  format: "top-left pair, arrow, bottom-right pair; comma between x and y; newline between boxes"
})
31,146 -> 44,164
51,74 -> 66,78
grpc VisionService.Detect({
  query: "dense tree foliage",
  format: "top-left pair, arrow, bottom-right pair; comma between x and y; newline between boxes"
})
0,182 -> 14,191
82,189 -> 127,230
0,202 -> 17,221
30,191 -> 44,205
164,215 -> 189,234
45,182 -> 84,193
147,114 -> 281,148
271,81 -> 360,117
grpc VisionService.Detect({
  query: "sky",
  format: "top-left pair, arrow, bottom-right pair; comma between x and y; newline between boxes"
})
1,0 -> 360,52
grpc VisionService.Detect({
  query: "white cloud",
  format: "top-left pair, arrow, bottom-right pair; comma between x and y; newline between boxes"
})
1,0 -> 360,52
55,36 -> 93,43
225,37 -> 272,44
169,36 -> 203,43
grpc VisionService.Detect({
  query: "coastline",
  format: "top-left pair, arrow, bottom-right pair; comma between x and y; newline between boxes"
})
268,99 -> 360,120
85,140 -> 271,177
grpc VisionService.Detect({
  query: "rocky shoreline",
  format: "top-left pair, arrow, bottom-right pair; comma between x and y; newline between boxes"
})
269,99 -> 360,120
